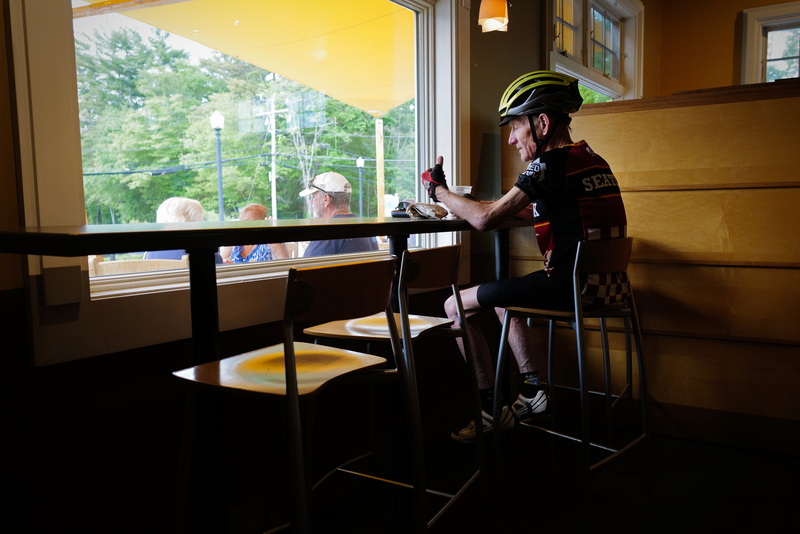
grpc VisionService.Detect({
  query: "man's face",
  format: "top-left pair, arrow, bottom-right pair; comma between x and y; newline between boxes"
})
309,190 -> 327,218
508,116 -> 538,162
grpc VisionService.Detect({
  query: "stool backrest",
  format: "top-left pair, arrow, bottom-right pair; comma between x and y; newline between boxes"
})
576,237 -> 633,275
285,256 -> 398,328
398,244 -> 462,295
574,237 -> 633,310
281,256 -> 401,400
396,245 -> 468,367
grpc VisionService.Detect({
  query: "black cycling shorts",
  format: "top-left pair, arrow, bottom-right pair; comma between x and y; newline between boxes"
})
476,270 -> 574,311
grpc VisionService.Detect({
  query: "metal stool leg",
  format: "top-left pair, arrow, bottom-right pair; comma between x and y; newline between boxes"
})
599,318 -> 613,444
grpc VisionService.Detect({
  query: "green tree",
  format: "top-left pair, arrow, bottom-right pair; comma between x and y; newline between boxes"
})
77,27 -> 418,224
579,85 -> 612,105
79,29 -> 219,222
75,28 -> 158,124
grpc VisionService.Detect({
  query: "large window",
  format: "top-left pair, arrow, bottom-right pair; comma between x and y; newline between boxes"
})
550,0 -> 643,101
73,1 -> 417,226
72,0 -> 417,271
742,3 -> 800,84
9,0 -> 467,364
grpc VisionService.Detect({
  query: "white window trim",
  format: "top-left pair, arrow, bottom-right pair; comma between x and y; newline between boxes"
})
549,0 -> 643,100
89,249 -> 388,300
9,0 -> 470,365
741,1 -> 800,84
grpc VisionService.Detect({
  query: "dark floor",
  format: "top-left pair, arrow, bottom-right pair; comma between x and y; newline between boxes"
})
5,375 -> 800,534
3,327 -> 799,534
311,428 -> 800,534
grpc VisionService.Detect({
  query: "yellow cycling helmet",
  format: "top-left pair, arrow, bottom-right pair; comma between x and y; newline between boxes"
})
498,71 -> 583,126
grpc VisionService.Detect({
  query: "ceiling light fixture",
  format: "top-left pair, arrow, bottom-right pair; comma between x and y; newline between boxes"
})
478,0 -> 509,33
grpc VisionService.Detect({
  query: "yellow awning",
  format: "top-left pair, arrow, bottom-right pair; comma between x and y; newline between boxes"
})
74,0 -> 416,117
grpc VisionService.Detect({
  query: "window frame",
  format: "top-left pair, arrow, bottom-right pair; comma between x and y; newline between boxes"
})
741,2 -> 800,84
9,0 -> 469,365
548,0 -> 643,101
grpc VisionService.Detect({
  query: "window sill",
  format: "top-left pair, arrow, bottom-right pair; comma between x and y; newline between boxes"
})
89,250 -> 391,300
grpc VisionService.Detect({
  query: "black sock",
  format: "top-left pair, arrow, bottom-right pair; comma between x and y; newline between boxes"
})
519,371 -> 542,399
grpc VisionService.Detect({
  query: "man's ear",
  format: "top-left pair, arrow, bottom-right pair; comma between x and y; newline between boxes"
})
537,113 -> 551,136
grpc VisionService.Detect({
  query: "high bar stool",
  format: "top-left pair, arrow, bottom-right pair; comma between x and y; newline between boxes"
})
304,244 -> 485,530
174,257 -> 403,534
493,237 -> 648,472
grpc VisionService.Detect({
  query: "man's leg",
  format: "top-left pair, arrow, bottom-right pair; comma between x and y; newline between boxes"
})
495,308 -> 548,418
444,286 -> 495,389
446,285 -> 515,441
495,308 -> 537,374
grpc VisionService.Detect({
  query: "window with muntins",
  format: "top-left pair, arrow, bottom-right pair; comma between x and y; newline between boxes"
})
555,0 -> 579,60
742,3 -> 800,84
765,25 -> 799,82
590,4 -> 620,80
549,0 -> 643,101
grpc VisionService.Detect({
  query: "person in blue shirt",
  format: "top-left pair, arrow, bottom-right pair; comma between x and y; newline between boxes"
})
219,203 -> 289,263
296,171 -> 378,257
144,197 -> 222,262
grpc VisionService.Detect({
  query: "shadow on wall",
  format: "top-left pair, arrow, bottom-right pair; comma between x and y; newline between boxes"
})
469,132 -> 504,283
476,132 -> 502,200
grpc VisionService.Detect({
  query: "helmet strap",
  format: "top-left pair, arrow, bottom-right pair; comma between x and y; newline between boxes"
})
528,114 -> 553,156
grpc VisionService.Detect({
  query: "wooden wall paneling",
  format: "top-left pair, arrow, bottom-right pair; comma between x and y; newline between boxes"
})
506,256 -> 800,346
505,186 -> 800,267
624,188 -> 800,266
533,318 -> 800,423
629,263 -> 800,345
571,96 -> 800,190
645,335 -> 800,421
509,225 -> 538,260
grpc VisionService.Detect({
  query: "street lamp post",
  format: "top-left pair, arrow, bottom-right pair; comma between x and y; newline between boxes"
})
356,156 -> 365,216
210,110 -> 225,221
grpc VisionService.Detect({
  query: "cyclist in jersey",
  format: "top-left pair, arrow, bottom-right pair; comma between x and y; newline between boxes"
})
421,71 -> 628,443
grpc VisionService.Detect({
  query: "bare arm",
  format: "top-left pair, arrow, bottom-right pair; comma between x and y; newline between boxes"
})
437,186 -> 530,231
422,155 -> 531,231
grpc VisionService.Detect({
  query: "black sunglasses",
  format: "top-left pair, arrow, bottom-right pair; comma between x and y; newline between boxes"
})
310,184 -> 332,196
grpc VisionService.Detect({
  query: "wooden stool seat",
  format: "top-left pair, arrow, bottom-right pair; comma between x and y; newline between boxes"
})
174,341 -> 386,396
305,312 -> 453,342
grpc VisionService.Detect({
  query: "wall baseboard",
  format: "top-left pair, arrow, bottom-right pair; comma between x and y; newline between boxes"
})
649,402 -> 800,457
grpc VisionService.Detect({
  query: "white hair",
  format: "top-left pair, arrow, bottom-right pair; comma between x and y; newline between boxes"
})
155,197 -> 204,223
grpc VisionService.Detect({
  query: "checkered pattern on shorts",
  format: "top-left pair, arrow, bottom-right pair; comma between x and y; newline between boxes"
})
581,271 -> 630,307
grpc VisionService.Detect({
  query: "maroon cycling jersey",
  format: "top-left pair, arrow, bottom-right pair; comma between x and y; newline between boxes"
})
514,140 -> 628,306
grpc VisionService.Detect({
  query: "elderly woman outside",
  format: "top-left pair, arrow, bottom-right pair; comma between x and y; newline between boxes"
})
143,197 -> 207,261
219,203 -> 289,263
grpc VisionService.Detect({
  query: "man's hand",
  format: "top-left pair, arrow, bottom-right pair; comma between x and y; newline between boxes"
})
421,155 -> 448,202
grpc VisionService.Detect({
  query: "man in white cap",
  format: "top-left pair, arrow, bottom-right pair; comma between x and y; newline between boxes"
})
297,171 -> 378,257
